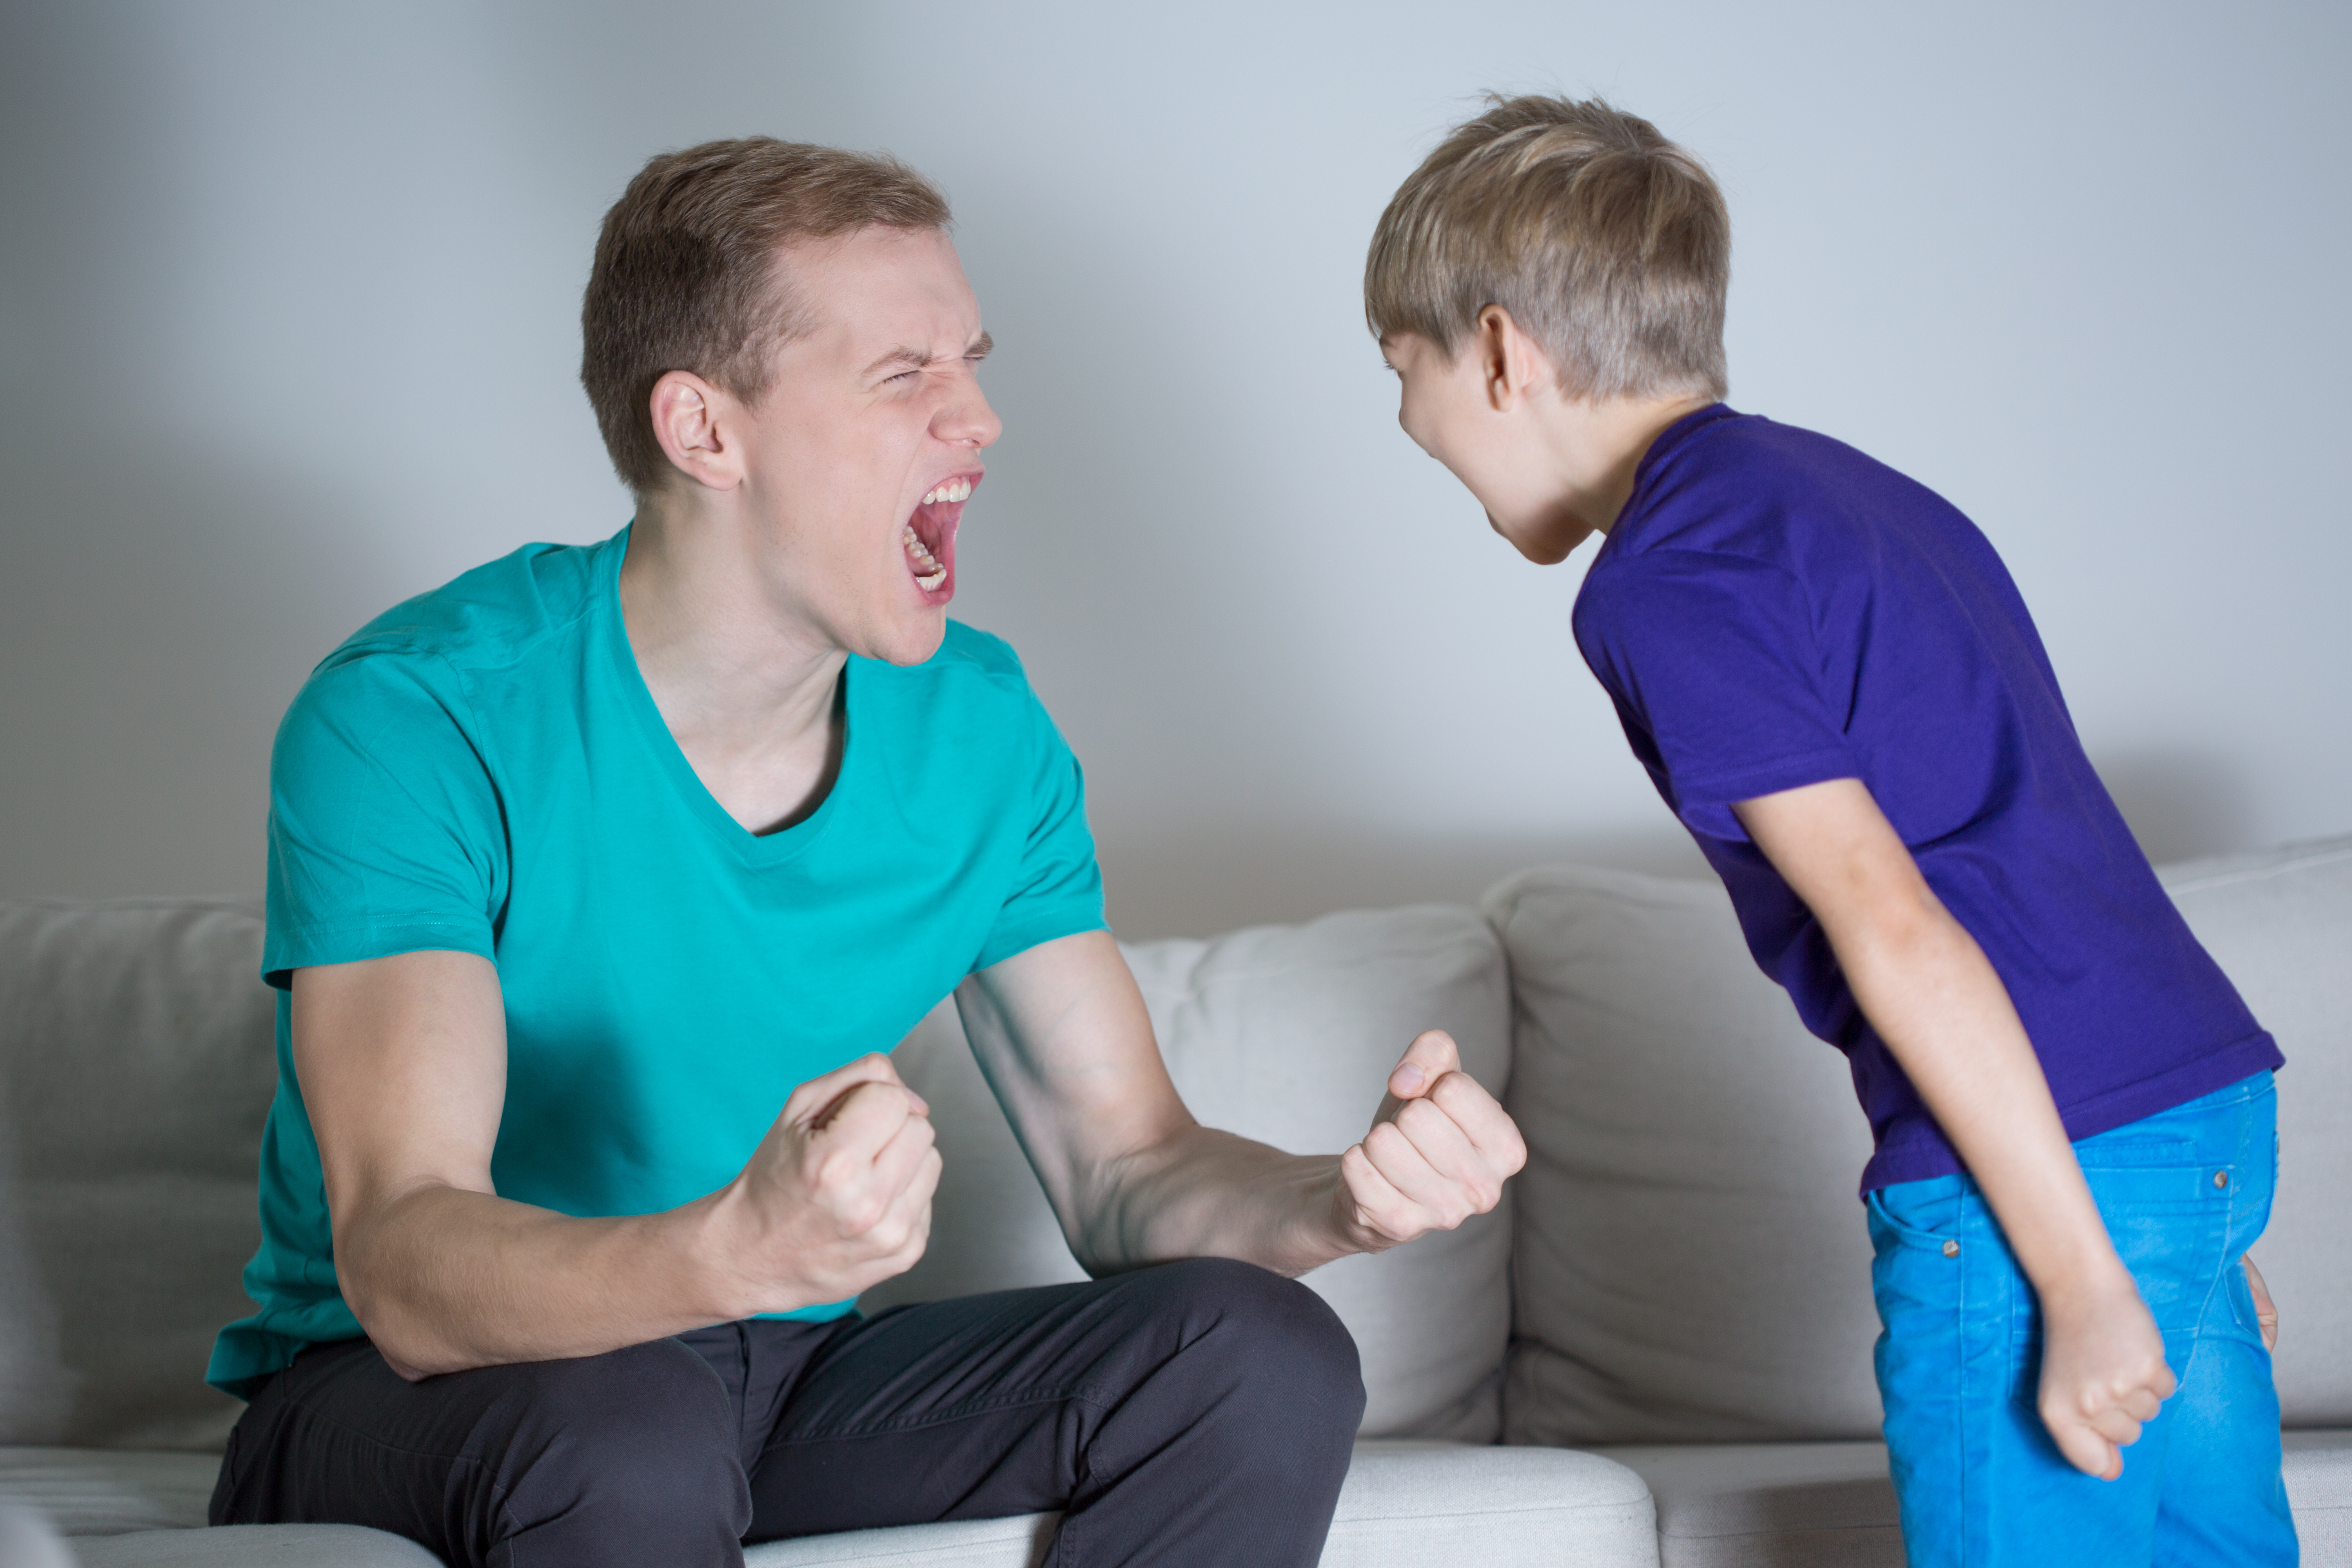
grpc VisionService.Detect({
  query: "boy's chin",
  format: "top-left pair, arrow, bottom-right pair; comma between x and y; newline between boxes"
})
1496,509 -> 1597,566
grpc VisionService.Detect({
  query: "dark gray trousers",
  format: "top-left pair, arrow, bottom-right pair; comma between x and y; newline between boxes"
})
210,1258 -> 1365,1567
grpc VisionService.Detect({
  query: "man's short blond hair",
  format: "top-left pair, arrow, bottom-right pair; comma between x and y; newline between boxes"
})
1366,95 -> 1729,402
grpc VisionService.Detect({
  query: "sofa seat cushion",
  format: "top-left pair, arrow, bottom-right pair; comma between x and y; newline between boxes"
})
1314,1441 -> 1655,1567
1597,1431 -> 2352,1568
2286,1431 -> 2352,1565
9,1441 -> 1658,1568
0,1446 -> 216,1535
1592,1441 -> 1901,1568
75,1524 -> 444,1567
742,1441 -> 1660,1566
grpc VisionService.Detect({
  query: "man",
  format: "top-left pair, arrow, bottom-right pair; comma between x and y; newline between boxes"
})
204,139 -> 1526,1568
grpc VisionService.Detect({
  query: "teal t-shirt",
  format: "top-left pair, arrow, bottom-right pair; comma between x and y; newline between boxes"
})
208,526 -> 1106,1396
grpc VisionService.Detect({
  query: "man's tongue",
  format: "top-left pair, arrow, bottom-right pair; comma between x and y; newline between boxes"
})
902,501 -> 959,592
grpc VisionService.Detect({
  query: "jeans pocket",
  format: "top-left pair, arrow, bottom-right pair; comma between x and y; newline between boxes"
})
1866,1179 -> 1965,1252
2091,1172 -> 2234,1336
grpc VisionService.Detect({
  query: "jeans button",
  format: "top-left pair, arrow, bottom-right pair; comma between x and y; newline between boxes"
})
1942,1239 -> 1960,1258
2214,1170 -> 2230,1189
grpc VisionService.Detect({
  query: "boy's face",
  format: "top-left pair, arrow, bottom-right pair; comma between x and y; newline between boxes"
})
1382,328 -> 1597,566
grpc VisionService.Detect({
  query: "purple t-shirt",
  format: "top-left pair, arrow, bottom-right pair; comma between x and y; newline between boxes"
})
1572,404 -> 2281,1191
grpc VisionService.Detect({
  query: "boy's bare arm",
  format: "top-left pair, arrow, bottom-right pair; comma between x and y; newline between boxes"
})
1731,778 -> 2173,1481
294,951 -> 940,1378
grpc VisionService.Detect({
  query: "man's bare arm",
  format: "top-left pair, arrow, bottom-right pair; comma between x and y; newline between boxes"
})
1731,777 -> 2172,1480
953,931 -> 1525,1281
296,951 -> 940,1378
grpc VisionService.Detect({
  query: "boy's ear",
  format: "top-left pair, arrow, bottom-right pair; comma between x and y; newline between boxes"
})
1474,305 -> 1549,413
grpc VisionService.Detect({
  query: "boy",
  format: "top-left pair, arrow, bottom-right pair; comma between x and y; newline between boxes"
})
1365,94 -> 2294,1565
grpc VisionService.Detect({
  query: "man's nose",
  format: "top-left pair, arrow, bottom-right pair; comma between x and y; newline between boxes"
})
935,381 -> 1002,449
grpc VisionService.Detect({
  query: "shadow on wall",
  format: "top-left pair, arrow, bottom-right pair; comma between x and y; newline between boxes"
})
1096,820 -> 1711,941
1101,748 -> 2267,942
0,418 -> 399,899
2094,748 -> 2257,867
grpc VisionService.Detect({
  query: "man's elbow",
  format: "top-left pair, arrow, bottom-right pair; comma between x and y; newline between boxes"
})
332,1218 -> 463,1380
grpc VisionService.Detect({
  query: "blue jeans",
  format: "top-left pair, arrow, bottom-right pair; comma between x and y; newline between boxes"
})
1868,1072 -> 2296,1567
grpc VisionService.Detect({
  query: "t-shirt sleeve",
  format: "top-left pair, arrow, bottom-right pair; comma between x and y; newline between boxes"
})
1575,548 -> 1860,841
262,650 -> 508,988
973,686 -> 1108,971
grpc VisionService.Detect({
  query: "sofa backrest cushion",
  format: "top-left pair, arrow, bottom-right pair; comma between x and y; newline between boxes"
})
0,900 -> 272,1452
1488,864 -> 1884,1445
862,905 -> 1515,1441
1491,835 -> 2352,1446
2159,838 -> 2352,1425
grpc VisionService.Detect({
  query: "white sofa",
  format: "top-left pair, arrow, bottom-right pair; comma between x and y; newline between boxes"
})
2,837 -> 2347,1567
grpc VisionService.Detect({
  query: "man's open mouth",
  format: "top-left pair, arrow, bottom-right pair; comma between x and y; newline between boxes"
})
902,476 -> 974,595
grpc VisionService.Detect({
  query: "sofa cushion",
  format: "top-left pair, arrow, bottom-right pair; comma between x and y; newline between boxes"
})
0,1446 -> 216,1534
1313,1440 -> 1655,1568
1486,865 -> 1882,1446
863,905 -> 1515,1440
72,1523 -> 445,1567
1593,1441 -> 1901,1568
2158,839 -> 2352,1426
745,1443 -> 1659,1568
2283,1430 -> 2352,1565
12,1440 -> 1659,1568
0,901 -> 273,1453
1490,835 -> 2352,1448
1597,1431 -> 2352,1568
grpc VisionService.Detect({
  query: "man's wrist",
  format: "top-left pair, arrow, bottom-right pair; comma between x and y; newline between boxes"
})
674,1181 -> 789,1323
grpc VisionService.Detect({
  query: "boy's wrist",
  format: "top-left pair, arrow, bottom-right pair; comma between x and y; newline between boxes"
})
2027,1251 -> 2140,1323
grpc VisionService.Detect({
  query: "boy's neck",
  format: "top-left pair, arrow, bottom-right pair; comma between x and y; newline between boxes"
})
1546,393 -> 1716,540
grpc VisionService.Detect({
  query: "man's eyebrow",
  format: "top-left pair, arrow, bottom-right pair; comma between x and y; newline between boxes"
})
860,331 -> 993,378
862,345 -> 931,377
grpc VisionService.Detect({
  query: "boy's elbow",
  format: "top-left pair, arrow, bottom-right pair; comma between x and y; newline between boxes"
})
1820,869 -> 1955,969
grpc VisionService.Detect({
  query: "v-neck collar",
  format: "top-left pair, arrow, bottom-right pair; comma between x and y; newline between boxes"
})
599,525 -> 855,868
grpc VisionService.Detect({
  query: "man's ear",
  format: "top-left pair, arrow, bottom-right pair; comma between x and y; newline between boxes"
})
1474,305 -> 1550,413
648,370 -> 745,491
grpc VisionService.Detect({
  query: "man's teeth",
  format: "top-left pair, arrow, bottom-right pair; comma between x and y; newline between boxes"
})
920,478 -> 974,506
902,523 -> 948,591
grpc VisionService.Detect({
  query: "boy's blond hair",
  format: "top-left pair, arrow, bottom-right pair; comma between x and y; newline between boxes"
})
1366,95 -> 1729,402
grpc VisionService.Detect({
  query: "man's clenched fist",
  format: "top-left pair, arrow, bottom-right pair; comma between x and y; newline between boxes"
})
712,1053 -> 942,1316
1336,1030 -> 1526,1251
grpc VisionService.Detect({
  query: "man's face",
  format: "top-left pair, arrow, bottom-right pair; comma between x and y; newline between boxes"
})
1383,330 -> 1594,566
735,226 -> 1000,666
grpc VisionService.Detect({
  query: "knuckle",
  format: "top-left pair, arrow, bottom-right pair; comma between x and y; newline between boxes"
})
840,1189 -> 889,1235
1429,1073 -> 1478,1108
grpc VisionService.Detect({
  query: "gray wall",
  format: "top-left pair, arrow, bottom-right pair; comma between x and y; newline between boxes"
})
3,0 -> 2345,938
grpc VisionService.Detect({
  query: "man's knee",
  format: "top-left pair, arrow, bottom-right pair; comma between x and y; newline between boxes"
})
491,1337 -> 749,1546
1135,1257 -> 1366,1435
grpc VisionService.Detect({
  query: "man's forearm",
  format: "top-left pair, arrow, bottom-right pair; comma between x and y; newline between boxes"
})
337,1183 -> 742,1378
1068,1127 -> 1354,1281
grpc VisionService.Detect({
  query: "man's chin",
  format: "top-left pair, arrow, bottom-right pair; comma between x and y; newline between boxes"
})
862,609 -> 950,669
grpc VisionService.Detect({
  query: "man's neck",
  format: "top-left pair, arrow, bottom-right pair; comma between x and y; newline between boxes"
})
619,496 -> 849,834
